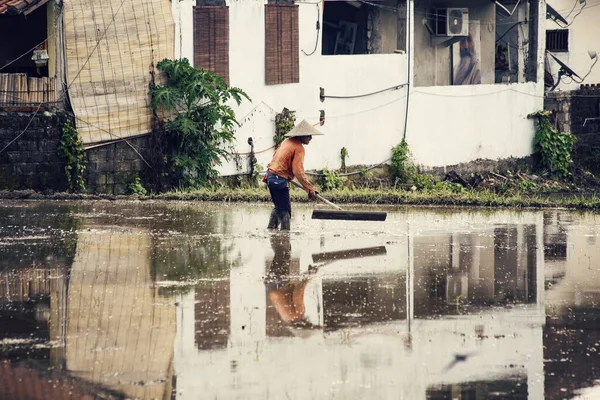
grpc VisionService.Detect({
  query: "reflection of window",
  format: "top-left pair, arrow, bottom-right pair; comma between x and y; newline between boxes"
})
322,0 -> 406,55
546,29 -> 569,53
193,6 -> 230,85
265,4 -> 299,85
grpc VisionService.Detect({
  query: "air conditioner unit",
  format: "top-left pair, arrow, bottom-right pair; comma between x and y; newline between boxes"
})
435,8 -> 469,37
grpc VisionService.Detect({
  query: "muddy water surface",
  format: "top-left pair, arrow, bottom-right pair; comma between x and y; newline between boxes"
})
0,201 -> 598,399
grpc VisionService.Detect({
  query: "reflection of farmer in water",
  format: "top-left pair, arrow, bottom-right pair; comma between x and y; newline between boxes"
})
454,34 -> 481,85
264,234 -> 317,329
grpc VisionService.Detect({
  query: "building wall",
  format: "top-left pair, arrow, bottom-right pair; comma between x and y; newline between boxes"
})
0,111 -> 68,191
175,0 -> 407,175
175,0 -> 544,174
85,137 -> 151,195
546,0 -> 600,91
408,83 -> 542,166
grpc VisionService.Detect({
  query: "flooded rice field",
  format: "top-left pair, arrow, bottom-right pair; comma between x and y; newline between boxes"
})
0,200 -> 599,399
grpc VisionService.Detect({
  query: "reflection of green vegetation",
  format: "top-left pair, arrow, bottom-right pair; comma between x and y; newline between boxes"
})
150,204 -> 240,296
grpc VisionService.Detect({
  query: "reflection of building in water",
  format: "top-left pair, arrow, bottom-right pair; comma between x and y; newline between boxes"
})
414,223 -> 539,319
67,228 -> 176,399
195,280 -> 230,349
544,212 -> 600,399
174,210 -> 546,399
543,211 -> 568,289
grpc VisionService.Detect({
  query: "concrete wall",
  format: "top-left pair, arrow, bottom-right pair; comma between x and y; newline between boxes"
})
174,0 -> 545,174
546,0 -> 600,91
174,0 -> 409,175
0,111 -> 68,191
408,83 -> 542,166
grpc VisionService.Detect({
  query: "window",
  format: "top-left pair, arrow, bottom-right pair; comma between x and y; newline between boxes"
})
265,4 -> 299,85
546,29 -> 569,53
193,6 -> 230,85
321,0 -> 406,56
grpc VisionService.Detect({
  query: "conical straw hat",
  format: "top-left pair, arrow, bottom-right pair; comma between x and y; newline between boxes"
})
285,119 -> 324,137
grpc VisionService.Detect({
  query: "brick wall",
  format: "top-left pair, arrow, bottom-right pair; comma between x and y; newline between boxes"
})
0,111 -> 68,191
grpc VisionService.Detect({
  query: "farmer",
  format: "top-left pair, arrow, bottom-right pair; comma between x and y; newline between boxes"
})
263,119 -> 323,230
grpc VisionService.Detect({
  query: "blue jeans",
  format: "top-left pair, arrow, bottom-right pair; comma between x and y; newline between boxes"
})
266,171 -> 291,217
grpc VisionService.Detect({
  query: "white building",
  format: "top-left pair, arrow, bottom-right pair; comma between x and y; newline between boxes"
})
172,0 -> 546,175
545,0 -> 600,91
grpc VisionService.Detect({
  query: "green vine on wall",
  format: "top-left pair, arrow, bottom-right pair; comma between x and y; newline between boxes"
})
274,108 -> 295,148
57,120 -> 86,192
390,139 -> 415,183
532,111 -> 576,178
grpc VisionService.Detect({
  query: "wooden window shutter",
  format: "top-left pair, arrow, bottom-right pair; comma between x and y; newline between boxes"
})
194,6 -> 229,85
265,4 -> 299,85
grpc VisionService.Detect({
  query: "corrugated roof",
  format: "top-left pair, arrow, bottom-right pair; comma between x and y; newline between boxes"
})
0,0 -> 50,16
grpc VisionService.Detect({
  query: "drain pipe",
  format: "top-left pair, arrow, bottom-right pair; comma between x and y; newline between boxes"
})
402,0 -> 412,141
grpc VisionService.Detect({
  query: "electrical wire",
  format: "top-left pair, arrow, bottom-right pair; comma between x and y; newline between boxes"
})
495,21 -> 527,43
323,83 -> 407,99
402,0 -> 411,140
302,1 -> 322,56
565,0 -> 580,18
0,103 -> 43,154
552,0 -> 587,28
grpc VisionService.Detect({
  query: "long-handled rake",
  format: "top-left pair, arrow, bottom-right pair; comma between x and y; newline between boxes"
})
291,181 -> 387,221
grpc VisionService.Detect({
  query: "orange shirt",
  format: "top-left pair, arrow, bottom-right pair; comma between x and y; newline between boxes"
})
265,138 -> 315,192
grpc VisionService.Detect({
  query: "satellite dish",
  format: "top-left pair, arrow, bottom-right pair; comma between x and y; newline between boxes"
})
546,4 -> 568,25
548,52 -> 582,80
547,51 -> 582,90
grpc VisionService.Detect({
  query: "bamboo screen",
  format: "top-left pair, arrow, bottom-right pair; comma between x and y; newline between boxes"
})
265,4 -> 299,85
0,74 -> 56,107
63,0 -> 174,145
193,6 -> 229,85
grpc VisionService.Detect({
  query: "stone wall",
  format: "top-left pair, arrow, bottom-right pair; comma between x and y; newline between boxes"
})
545,85 -> 600,174
0,111 -> 150,194
544,92 -> 572,133
85,136 -> 151,195
0,111 -> 68,191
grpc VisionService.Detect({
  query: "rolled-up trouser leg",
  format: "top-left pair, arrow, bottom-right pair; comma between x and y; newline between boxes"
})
278,211 -> 291,230
267,209 -> 279,229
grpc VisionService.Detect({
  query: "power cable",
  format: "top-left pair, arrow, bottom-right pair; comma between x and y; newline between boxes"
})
0,104 -> 43,154
495,21 -> 527,43
323,83 -> 406,100
302,1 -> 322,56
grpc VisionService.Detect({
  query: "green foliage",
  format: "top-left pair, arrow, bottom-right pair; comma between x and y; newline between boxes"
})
519,179 -> 537,192
128,175 -> 148,195
532,111 -> 576,178
320,168 -> 344,191
57,120 -> 86,192
340,147 -> 348,172
391,139 -> 415,183
496,181 -> 509,194
149,58 -> 250,188
413,173 -> 435,190
435,181 -> 465,193
274,108 -> 295,148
